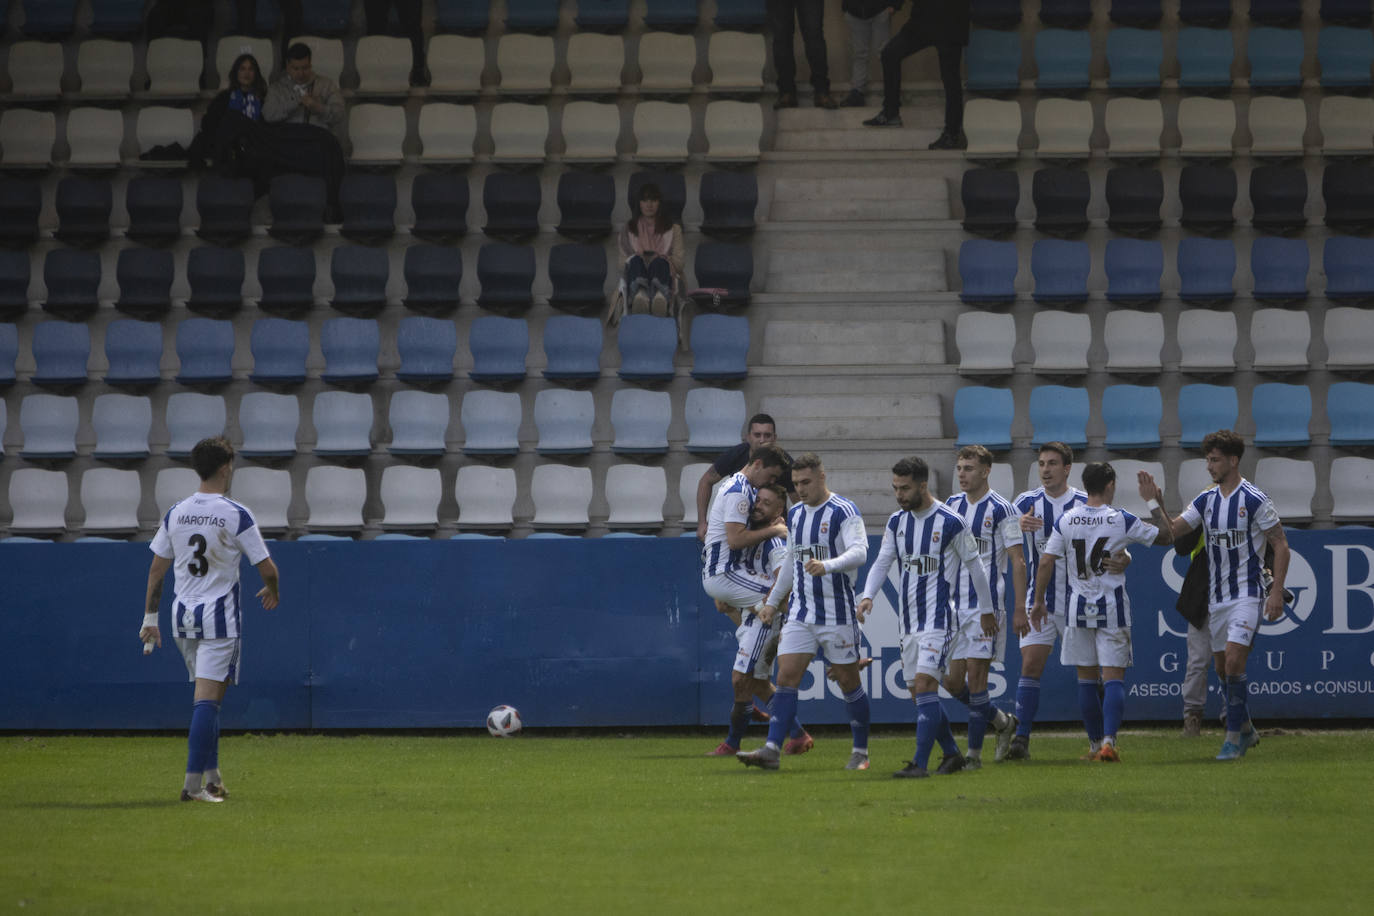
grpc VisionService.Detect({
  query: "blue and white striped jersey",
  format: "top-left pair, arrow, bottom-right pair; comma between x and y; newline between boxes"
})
150,492 -> 270,640
945,490 -> 1021,614
766,494 -> 867,626
739,534 -> 787,581
702,471 -> 757,578
861,502 -> 987,636
1178,479 -> 1281,604
1044,504 -> 1159,628
1014,486 -> 1088,616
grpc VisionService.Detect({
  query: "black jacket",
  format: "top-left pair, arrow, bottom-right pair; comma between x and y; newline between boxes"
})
1173,525 -> 1210,629
908,0 -> 972,46
843,0 -> 904,17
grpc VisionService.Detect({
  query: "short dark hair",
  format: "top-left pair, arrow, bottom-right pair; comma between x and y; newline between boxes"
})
1081,461 -> 1116,496
957,444 -> 993,468
791,451 -> 824,473
285,42 -> 313,62
1201,429 -> 1245,459
746,413 -> 776,431
892,456 -> 929,484
191,436 -> 235,481
1039,441 -> 1074,465
748,443 -> 788,470
757,482 -> 787,503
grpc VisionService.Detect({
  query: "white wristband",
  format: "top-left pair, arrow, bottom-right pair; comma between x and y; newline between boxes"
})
142,613 -> 159,628
1146,498 -> 1161,511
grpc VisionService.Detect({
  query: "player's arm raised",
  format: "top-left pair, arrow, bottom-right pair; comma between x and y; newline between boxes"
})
1136,470 -> 1175,545
140,553 -> 172,650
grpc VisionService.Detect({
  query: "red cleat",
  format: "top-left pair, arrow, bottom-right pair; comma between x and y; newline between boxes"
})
751,703 -> 771,723
706,742 -> 739,756
783,732 -> 814,756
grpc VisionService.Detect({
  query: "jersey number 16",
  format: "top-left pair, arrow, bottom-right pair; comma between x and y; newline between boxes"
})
1072,537 -> 1109,579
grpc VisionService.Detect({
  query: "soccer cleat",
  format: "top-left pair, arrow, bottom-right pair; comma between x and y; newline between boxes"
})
737,745 -> 781,770
180,788 -> 224,804
863,111 -> 903,128
1215,740 -> 1244,761
1094,744 -> 1121,763
1240,727 -> 1261,753
994,713 -> 1020,762
751,702 -> 771,723
204,782 -> 228,799
1079,744 -> 1103,761
1003,735 -> 1030,760
1181,712 -> 1203,738
844,751 -> 870,770
783,732 -> 814,756
706,742 -> 738,757
934,753 -> 967,775
964,756 -> 984,771
892,762 -> 929,779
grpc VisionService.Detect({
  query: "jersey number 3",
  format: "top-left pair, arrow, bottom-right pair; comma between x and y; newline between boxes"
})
1071,537 -> 1109,579
187,534 -> 209,577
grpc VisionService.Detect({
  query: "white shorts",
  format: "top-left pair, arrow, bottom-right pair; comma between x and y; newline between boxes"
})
1060,626 -> 1132,669
1019,610 -> 1065,650
733,612 -> 780,679
900,630 -> 951,682
1209,597 -> 1262,652
175,637 -> 241,685
949,608 -> 1007,663
777,619 -> 862,665
703,571 -> 771,611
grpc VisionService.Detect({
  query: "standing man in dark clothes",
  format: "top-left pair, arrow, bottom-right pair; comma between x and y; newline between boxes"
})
768,0 -> 839,110
863,0 -> 972,150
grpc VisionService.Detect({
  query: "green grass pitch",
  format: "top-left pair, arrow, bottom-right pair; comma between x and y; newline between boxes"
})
3,728 -> 1371,914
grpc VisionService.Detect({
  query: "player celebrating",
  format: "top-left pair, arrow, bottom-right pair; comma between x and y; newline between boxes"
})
695,413 -> 795,540
139,436 -> 280,803
859,456 -> 994,779
701,443 -> 789,607
1140,430 -> 1291,761
738,453 -> 872,771
942,445 -> 1023,768
1031,463 -> 1173,761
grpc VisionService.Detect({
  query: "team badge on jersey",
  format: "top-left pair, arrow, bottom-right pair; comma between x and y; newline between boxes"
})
735,499 -> 748,513
1239,507 -> 1247,518
819,522 -> 829,534
932,532 -> 940,543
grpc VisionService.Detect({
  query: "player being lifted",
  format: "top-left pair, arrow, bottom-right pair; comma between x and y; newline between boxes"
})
1139,430 -> 1291,761
738,453 -> 872,771
1031,462 -> 1173,761
139,437 -> 280,803
859,456 -> 995,779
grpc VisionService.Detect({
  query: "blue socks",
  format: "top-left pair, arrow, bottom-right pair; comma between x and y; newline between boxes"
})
1102,679 -> 1125,741
766,686 -> 798,748
967,689 -> 991,752
1015,676 -> 1040,738
764,694 -> 807,740
186,699 -> 219,778
913,692 -> 941,769
1226,674 -> 1250,735
1077,679 -> 1104,743
844,686 -> 870,753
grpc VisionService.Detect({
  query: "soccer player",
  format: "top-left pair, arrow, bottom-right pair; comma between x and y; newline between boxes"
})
1139,430 -> 1291,761
1031,462 -> 1173,761
738,453 -> 872,771
695,413 -> 795,541
701,443 -> 788,608
139,436 -> 280,803
941,445 -> 1023,768
708,483 -> 814,757
859,456 -> 994,779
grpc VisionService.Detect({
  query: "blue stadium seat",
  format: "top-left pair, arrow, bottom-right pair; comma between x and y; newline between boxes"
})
693,243 -> 753,308
403,244 -> 462,315
321,317 -> 381,384
165,393 -> 226,458
249,317 -> 309,385
1035,29 -> 1092,91
1107,28 -> 1163,91
535,389 -> 595,454
469,315 -> 529,383
1249,0 -> 1302,25
0,177 -> 41,248
55,176 -> 113,246
1106,166 -> 1163,235
685,387 -> 746,454
617,314 -> 677,381
542,314 -> 603,381
1324,236 -> 1374,299
644,0 -> 699,30
967,30 -> 1022,94
961,168 -> 1019,235
715,0 -> 765,27
240,392 -> 300,459
1031,239 -> 1090,305
114,248 -> 174,321
476,243 -> 536,312
0,323 -> 16,387
1179,0 -> 1231,25
388,390 -> 449,456
1179,164 -> 1237,233
411,171 -> 469,244
1328,382 -> 1374,447
269,174 -> 326,244
1322,0 -> 1372,25
339,174 -> 397,244
396,316 -> 457,383
1319,27 -> 1374,87
1251,166 -> 1307,234
175,318 -> 234,386
331,245 -> 390,318
302,0 -> 351,33
90,0 -> 145,38
1177,237 -> 1237,304
1104,238 -> 1163,304
1248,27 -> 1305,89
257,246 -> 317,318
19,394 -> 79,460
610,389 -> 671,454
232,0 -> 279,33
196,177 -> 254,245
89,392 -> 150,460
698,171 -> 758,238
506,0 -> 560,31
556,171 -> 615,240
313,391 -> 374,457
1032,167 -> 1090,236
1110,0 -> 1162,25
435,0 -> 490,32
20,0 -> 77,38
483,172 -> 542,241
958,240 -> 1018,304
1102,385 -> 1162,450
1324,162 -> 1374,234
971,0 -> 1021,27
104,320 -> 162,388
628,171 -> 686,224
1178,385 -> 1238,448
577,0 -> 630,31
42,248 -> 100,321
548,242 -> 607,315
1177,28 -> 1234,89
125,177 -> 183,245
1028,386 -> 1089,450
1039,0 -> 1092,27
1251,237 -> 1309,301
185,246 -> 245,319
1252,382 -> 1311,447
954,386 -> 1014,451
0,250 -> 31,322
32,321 -> 90,388
460,390 -> 522,455
690,314 -> 749,380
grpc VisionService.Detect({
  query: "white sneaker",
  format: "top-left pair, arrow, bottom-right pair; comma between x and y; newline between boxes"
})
994,712 -> 1019,762
650,291 -> 668,315
631,289 -> 650,312
180,788 -> 224,804
844,751 -> 870,771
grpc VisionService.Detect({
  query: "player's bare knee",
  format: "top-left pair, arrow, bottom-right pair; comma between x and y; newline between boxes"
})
965,661 -> 990,692
831,664 -> 861,694
730,671 -> 752,700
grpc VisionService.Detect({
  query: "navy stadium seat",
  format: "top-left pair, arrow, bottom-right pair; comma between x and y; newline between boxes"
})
1177,28 -> 1234,90
1178,385 -> 1238,447
403,244 -> 462,315
577,0 -> 630,31
1106,28 -> 1162,91
476,243 -> 536,312
55,177 -> 113,246
321,317 -> 381,385
1328,383 -> 1374,447
506,0 -> 560,31
1321,0 -> 1372,25
1252,383 -> 1311,447
556,171 -> 615,240
269,174 -> 326,245
617,314 -> 677,382
1031,239 -> 1090,304
257,246 -> 316,318
1324,163 -> 1374,233
1104,238 -> 1163,304
958,240 -> 1018,304
698,171 -> 758,238
114,247 -> 174,320
1110,0 -> 1162,25
469,315 -> 529,383
125,177 -> 183,245
967,30 -> 1022,94
970,0 -> 1021,27
1105,167 -> 1163,235
1179,165 -> 1236,233
1249,0 -> 1302,26
32,321 -> 91,388
1102,385 -> 1162,450
1177,237 -> 1236,304
1248,27 -> 1305,89
1030,385 -> 1089,450
548,242 -> 607,315
196,177 -> 254,245
1324,236 -> 1374,300
249,317 -> 309,386
628,171 -> 686,224
1178,0 -> 1231,25
0,323 -> 18,386
0,250 -> 31,322
1250,166 -> 1307,234
20,0 -> 77,38
693,243 -> 753,308
90,0 -> 144,37
435,0 -> 490,32
643,0 -> 699,31
0,177 -> 42,248
396,316 -> 457,383
42,248 -> 101,320
175,318 -> 234,386
1039,0 -> 1092,27
954,387 -> 1014,451
302,0 -> 351,33
690,314 -> 749,380
714,0 -> 766,28
961,168 -> 1019,236
339,174 -> 397,245
411,172 -> 469,244
184,246 -> 245,319
1032,167 -> 1090,237
483,173 -> 542,241
542,314 -> 603,381
330,245 -> 390,318
1251,236 -> 1309,301
1035,30 -> 1092,91
1318,27 -> 1374,87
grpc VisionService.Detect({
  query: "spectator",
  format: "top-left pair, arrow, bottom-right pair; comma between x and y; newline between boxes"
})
617,183 -> 685,318
263,43 -> 345,136
863,0 -> 971,150
189,53 -> 268,169
841,1 -> 901,107
364,0 -> 429,87
768,0 -> 838,109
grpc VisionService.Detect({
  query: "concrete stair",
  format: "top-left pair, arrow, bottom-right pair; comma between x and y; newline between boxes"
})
769,176 -> 950,222
762,318 -> 945,367
764,246 -> 947,293
772,104 -> 945,153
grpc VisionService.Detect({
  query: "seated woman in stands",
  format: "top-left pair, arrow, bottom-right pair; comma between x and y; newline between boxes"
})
617,183 -> 685,317
188,54 -> 267,168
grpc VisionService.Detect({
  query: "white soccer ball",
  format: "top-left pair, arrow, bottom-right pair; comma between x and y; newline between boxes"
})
486,705 -> 523,737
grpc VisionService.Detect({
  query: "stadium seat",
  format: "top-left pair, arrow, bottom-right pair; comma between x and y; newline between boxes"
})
1178,165 -> 1237,234
1105,167 -> 1163,235
196,177 -> 254,245
355,36 -> 412,95
454,467 -> 516,530
955,312 -> 1015,374
320,317 -> 381,384
1035,29 -> 1091,92
575,0 -> 630,30
1031,311 -> 1090,374
960,169 -> 1020,235
1111,0 -> 1162,26
313,391 -> 374,457
165,393 -> 226,458
1104,98 -> 1163,157
611,389 -> 672,454
678,463 -> 710,527
221,467 -> 288,532
1030,385 -> 1089,450
617,314 -> 678,382
1324,236 -> 1374,300
0,252 -> 27,323
690,314 -> 749,380
483,173 -> 541,241
1104,238 -> 1163,304
548,243 -> 608,315
476,244 -> 536,312
958,240 -> 1019,304
542,315 -> 603,381
154,467 -> 200,517
65,107 -> 124,168
55,176 -> 113,245
239,392 -> 300,459
1324,162 -> 1374,233
698,171 -> 757,238
174,318 -> 234,386
339,174 -> 397,245
1250,166 -> 1307,234
685,388 -> 745,454
20,0 -> 77,38
1248,27 -> 1305,89
124,177 -> 183,244
19,393 -> 78,460
1104,460 -> 1165,518
42,248 -> 100,321
535,389 -> 595,455
1177,28 -> 1234,89
1176,458 -> 1213,503
566,32 -> 625,94
90,394 -> 151,461
605,466 -> 667,528
704,101 -> 763,162
504,0 -> 560,30
490,103 -> 549,163
103,320 -> 162,388
496,33 -> 554,93
1034,99 -> 1093,159
32,321 -> 90,388
304,467 -> 366,531
709,31 -> 766,93
7,41 -> 63,101
1177,310 -> 1238,373
143,38 -> 202,98
0,109 -> 56,168
531,465 -> 593,528
460,390 -> 522,455
628,171 -> 687,224
1254,458 -> 1314,521
388,390 -> 449,456
556,171 -> 615,240
379,467 -> 442,530
348,104 -> 407,167
185,246 -> 245,319
561,101 -> 621,163
396,315 -> 457,384
1330,458 -> 1374,520
330,246 -> 390,318
1252,382 -> 1312,447
632,102 -> 692,162
410,172 -> 469,245
1031,239 -> 1090,304
966,29 -> 1022,93
427,34 -> 484,93
1040,0 -> 1092,26
693,243 -> 753,307
296,0 -> 349,33
402,244 -> 462,315
1324,307 -> 1374,370
257,246 -> 317,318
469,315 -> 529,382
1252,0 -> 1303,24
1318,26 -> 1374,87
1327,382 -> 1374,447
417,103 -> 478,164
1032,167 -> 1090,237
1178,237 -> 1238,306
269,174 -> 326,245
1180,0 -> 1231,24
971,0 -> 1022,27
249,317 -> 309,385
0,177 -> 41,248
435,0 -> 490,31
114,247 -> 174,321
1320,96 -> 1374,155
954,386 -> 1014,451
1102,385 -> 1162,450
1250,237 -> 1309,302
1176,98 -> 1236,157
1178,384 -> 1239,448
1248,96 -> 1307,157
8,469 -> 68,533
1104,311 -> 1164,373
644,0 -> 700,31
134,107 -> 193,161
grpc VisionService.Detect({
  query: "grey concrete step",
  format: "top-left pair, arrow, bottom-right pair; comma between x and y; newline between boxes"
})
773,102 -> 945,153
762,319 -> 945,367
759,393 -> 943,442
769,177 -> 950,221
765,248 -> 947,293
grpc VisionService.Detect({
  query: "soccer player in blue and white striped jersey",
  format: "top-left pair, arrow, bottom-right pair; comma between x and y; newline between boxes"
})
942,445 -> 1024,768
858,456 -> 994,779
1033,462 -> 1173,761
139,437 -> 280,803
701,444 -> 789,610
1140,430 -> 1291,761
737,453 -> 872,771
